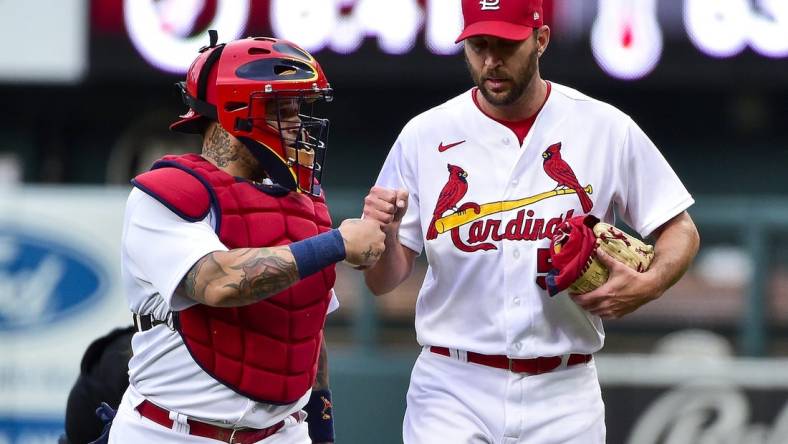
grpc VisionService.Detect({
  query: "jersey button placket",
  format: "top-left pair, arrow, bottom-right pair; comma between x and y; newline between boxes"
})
502,238 -> 517,358
501,167 -> 525,358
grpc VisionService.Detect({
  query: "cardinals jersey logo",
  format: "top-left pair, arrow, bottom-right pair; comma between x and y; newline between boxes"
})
427,146 -> 594,252
542,142 -> 594,213
427,164 -> 472,240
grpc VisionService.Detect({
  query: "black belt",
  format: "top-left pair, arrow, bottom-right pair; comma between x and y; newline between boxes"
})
132,313 -> 174,332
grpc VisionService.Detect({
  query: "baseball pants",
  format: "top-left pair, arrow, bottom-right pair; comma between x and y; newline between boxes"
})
108,391 -> 310,443
403,347 -> 606,444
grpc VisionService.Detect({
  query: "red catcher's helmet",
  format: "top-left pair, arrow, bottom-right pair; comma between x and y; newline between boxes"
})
171,31 -> 333,196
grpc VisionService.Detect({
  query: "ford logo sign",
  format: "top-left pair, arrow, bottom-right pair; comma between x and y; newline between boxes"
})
0,227 -> 108,331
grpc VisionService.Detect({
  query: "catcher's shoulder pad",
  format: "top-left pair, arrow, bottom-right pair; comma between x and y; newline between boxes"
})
132,167 -> 211,222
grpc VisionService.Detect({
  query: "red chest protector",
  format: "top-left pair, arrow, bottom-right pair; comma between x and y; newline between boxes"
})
132,153 -> 335,404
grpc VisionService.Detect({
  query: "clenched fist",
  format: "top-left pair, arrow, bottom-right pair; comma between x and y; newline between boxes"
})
363,186 -> 409,234
338,218 -> 386,268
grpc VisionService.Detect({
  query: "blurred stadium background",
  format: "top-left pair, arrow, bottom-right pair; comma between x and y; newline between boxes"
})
0,0 -> 787,443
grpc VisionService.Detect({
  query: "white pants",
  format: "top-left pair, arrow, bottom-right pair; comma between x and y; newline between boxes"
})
403,348 -> 606,444
108,391 -> 310,444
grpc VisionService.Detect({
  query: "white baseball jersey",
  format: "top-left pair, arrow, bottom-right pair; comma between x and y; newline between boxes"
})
375,83 -> 694,358
119,188 -> 338,429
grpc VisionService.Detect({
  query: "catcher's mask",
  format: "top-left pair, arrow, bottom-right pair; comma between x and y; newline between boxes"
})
171,31 -> 333,196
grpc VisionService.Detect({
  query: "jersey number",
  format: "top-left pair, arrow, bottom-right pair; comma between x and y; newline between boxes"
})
535,247 -> 551,290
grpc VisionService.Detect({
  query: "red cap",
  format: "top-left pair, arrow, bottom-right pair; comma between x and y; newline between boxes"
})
169,108 -> 206,134
455,0 -> 543,43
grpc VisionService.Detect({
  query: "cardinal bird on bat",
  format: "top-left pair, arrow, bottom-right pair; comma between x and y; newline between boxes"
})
426,164 -> 469,240
542,142 -> 594,213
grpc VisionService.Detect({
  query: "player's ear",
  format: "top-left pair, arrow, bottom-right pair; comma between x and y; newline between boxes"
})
536,26 -> 550,57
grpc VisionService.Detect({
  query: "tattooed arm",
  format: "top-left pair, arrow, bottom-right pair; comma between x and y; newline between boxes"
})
176,217 -> 386,307
176,246 -> 300,307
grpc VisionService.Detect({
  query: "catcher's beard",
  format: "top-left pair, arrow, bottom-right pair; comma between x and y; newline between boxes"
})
466,48 -> 540,107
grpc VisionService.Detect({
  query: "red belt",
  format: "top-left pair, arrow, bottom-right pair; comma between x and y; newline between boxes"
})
137,400 -> 293,443
429,346 -> 592,375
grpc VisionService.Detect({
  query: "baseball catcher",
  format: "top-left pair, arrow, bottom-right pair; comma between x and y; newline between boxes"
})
108,31 -> 384,443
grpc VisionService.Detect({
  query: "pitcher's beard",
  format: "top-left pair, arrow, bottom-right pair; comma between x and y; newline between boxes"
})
469,51 -> 539,107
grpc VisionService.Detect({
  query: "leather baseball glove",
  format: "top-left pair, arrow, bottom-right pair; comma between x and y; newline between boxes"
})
546,215 -> 654,296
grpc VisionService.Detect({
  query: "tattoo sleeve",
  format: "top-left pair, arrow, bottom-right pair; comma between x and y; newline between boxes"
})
175,246 -> 301,307
314,336 -> 329,390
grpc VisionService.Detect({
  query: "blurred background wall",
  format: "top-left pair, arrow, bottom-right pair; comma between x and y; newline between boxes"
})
0,0 -> 787,443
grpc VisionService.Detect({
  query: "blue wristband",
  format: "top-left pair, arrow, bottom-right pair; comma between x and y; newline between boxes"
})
305,389 -> 334,443
289,230 -> 346,279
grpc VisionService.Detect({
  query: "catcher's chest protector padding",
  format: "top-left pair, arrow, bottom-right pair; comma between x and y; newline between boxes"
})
133,154 -> 335,404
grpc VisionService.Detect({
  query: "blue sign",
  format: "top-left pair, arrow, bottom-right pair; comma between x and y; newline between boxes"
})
0,226 -> 108,331
0,418 -> 65,444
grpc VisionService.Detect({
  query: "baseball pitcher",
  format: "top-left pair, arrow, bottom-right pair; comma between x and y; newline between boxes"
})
363,1 -> 700,443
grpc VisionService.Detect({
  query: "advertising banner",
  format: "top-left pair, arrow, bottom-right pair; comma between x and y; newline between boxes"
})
0,186 -> 130,443
597,355 -> 788,444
